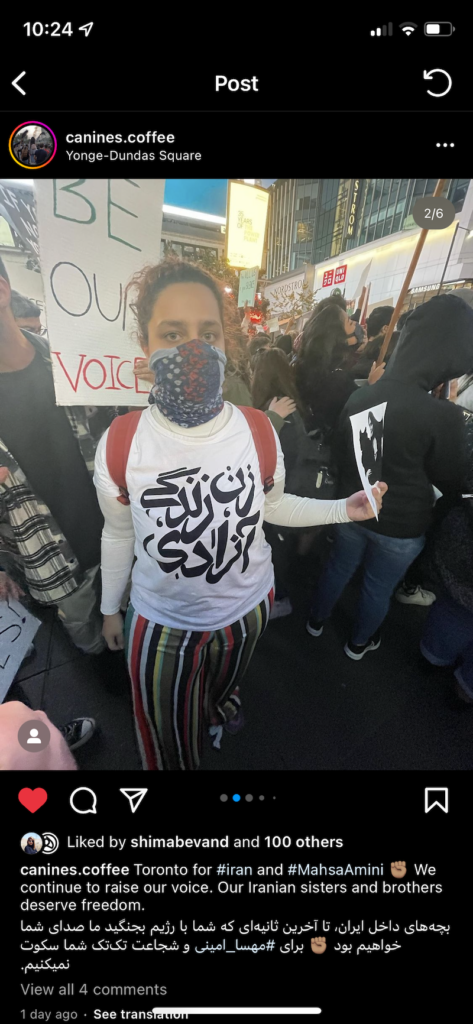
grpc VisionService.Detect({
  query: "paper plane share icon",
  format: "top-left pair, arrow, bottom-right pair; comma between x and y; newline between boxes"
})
120,788 -> 148,813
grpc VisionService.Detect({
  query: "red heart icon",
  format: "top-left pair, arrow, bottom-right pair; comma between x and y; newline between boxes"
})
18,788 -> 48,813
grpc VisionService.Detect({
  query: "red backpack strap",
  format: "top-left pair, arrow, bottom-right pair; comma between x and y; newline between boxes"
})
105,410 -> 143,505
238,406 -> 277,494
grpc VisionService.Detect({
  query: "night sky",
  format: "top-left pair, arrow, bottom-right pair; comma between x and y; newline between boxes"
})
164,179 -> 275,215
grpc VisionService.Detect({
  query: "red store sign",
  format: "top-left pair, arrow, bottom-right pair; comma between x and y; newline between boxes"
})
335,265 -> 347,284
322,264 -> 347,287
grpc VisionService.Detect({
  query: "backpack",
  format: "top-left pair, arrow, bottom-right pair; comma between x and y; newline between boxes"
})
105,407 -> 277,506
285,417 -> 337,500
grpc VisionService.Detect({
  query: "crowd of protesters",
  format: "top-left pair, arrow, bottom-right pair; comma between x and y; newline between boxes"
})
1,252 -> 473,770
13,134 -> 52,166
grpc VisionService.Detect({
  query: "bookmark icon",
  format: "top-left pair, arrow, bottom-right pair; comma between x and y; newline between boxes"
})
120,788 -> 148,813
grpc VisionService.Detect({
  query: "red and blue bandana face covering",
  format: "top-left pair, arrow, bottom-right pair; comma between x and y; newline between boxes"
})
148,339 -> 227,428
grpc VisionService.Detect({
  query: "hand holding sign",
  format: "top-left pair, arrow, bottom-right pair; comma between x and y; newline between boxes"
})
0,573 -> 25,602
346,483 -> 387,522
368,361 -> 386,385
133,358 -> 155,385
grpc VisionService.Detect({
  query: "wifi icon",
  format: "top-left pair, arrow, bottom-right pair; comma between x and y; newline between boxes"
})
400,22 -> 418,36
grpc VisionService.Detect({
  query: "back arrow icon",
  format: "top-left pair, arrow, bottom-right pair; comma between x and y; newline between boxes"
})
12,71 -> 27,95
424,68 -> 452,97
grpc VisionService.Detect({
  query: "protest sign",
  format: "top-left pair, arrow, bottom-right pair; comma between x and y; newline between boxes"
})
34,179 -> 165,405
350,402 -> 387,518
0,599 -> 40,702
238,267 -> 259,308
0,183 -> 39,258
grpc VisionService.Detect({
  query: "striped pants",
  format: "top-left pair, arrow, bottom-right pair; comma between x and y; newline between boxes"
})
124,589 -> 274,770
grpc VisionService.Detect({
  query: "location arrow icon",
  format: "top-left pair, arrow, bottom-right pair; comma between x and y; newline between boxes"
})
120,788 -> 148,813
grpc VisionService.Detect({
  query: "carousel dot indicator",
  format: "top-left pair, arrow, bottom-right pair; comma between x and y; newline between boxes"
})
245,794 -> 254,802
259,795 -> 265,801
220,794 -> 228,802
232,794 -> 241,803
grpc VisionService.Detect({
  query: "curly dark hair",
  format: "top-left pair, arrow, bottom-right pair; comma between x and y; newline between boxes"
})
127,256 -> 248,381
293,304 -> 351,421
295,301 -> 347,381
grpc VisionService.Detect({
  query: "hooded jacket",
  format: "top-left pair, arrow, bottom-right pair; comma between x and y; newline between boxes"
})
336,294 -> 473,537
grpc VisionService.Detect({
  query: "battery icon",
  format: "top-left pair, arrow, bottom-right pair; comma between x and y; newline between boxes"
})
424,22 -> 454,36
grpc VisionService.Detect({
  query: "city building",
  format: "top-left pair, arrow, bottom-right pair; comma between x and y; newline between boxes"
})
264,179 -> 473,323
311,178 -> 473,312
160,204 -> 226,261
266,178 -> 471,278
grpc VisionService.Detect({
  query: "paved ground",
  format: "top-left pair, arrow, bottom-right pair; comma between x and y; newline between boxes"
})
9,544 -> 473,771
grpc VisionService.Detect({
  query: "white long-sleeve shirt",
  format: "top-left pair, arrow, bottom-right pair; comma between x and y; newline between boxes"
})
94,403 -> 351,630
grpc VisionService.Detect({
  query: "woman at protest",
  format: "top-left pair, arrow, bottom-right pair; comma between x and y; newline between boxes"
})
295,304 -> 358,432
252,347 -> 305,476
252,347 -> 307,619
94,259 -> 386,770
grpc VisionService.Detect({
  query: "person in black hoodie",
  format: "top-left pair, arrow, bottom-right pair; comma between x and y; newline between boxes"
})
306,293 -> 473,659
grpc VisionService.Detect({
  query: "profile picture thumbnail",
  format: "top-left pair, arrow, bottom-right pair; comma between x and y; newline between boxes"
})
21,832 -> 43,855
9,122 -> 56,169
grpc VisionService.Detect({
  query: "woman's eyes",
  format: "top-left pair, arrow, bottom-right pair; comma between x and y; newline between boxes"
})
162,330 -> 220,344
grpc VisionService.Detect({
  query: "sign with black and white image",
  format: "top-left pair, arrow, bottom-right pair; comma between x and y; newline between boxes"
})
349,402 -> 387,518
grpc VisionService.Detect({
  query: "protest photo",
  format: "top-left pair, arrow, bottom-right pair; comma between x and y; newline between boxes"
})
1,175 -> 473,772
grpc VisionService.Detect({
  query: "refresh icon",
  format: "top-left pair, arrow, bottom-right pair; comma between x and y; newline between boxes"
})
424,69 -> 452,97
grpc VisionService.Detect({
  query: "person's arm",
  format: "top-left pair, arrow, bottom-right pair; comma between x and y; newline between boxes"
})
0,468 -> 25,599
265,409 -> 285,434
222,377 -> 253,406
94,432 -> 136,650
266,397 -> 297,435
425,404 -> 468,495
264,429 -> 385,527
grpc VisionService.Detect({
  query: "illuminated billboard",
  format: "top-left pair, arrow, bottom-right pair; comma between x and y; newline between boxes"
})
225,181 -> 269,269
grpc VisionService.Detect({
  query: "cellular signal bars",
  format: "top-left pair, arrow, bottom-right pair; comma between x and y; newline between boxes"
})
370,24 -> 393,36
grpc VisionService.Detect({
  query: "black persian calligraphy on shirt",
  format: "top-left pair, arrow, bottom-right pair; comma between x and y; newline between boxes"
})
140,462 -> 260,584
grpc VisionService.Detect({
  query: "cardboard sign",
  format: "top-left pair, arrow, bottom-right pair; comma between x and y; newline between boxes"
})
0,182 -> 38,257
0,599 -> 40,702
34,179 -> 165,405
238,267 -> 259,308
349,402 -> 387,519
